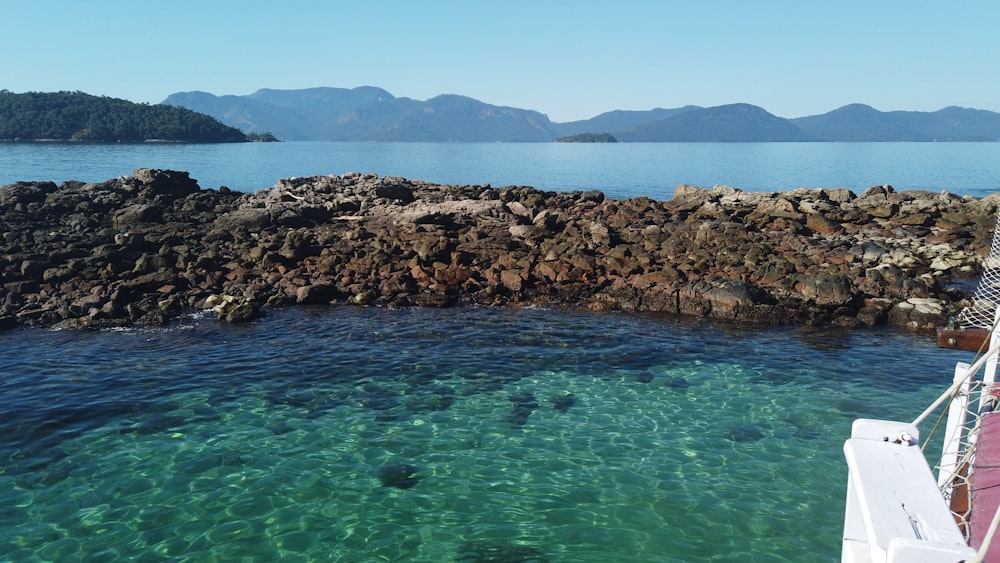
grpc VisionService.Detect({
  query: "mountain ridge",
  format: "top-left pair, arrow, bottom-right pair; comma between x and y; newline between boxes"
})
162,87 -> 1000,142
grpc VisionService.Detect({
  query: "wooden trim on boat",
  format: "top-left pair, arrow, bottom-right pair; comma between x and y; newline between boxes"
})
949,460 -> 970,535
937,327 -> 990,352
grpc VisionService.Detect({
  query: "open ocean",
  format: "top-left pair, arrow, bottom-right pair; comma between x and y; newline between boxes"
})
2,141 -> 1000,199
0,141 -> 994,561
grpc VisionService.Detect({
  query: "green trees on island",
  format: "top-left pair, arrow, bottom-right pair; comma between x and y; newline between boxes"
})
245,131 -> 279,142
0,90 -> 250,142
554,132 -> 618,143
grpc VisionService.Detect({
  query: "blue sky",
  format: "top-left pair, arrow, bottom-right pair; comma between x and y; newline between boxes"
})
5,0 -> 999,122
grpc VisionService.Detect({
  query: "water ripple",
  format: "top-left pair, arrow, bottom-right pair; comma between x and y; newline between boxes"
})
0,305 -> 961,561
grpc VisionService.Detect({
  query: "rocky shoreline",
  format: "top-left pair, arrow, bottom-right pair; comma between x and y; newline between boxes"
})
1,168 -> 996,332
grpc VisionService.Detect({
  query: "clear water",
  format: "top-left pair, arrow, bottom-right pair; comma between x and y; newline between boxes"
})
2,141 -> 999,200
0,306 -> 967,561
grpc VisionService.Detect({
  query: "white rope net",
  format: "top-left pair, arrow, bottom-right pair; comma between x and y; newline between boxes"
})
936,380 -> 993,541
957,214 -> 1000,330
932,313 -> 1000,544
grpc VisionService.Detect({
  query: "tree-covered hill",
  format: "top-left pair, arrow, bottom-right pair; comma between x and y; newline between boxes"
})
0,91 -> 249,142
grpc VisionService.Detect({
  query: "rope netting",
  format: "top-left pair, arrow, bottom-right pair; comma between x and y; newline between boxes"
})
929,311 -> 1000,546
957,214 -> 1000,330
935,380 -> 994,541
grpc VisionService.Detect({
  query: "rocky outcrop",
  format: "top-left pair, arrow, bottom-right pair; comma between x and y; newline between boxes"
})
1,169 -> 996,332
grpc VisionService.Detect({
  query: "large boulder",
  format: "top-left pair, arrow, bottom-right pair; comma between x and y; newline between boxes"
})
132,168 -> 200,197
0,181 -> 58,207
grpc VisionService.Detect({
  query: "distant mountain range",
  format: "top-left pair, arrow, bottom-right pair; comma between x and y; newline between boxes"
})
163,87 -> 1000,142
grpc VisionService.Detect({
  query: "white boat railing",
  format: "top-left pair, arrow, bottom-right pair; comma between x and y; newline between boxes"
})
843,419 -> 976,562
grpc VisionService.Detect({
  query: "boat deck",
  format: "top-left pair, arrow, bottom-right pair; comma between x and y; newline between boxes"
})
971,411 -> 1000,557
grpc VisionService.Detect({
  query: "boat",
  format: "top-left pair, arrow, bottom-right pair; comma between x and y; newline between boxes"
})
843,316 -> 1000,561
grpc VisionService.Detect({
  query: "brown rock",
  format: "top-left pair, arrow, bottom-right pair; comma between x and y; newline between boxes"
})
500,269 -> 525,292
797,273 -> 856,306
220,301 -> 262,323
805,213 -> 841,234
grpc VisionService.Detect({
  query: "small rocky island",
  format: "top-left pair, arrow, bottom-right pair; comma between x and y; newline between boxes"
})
0,168 -> 995,332
555,133 -> 618,143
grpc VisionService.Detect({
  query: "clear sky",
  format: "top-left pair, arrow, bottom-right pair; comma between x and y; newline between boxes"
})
5,0 -> 1000,122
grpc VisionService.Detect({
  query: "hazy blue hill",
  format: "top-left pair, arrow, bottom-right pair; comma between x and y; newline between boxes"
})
615,103 -> 817,142
165,88 -> 557,141
251,86 -> 402,139
791,104 -> 1000,141
248,86 -> 397,109
165,87 -> 397,140
163,86 -> 1000,142
164,90 -> 309,138
903,106 -> 1000,141
554,107 -> 699,137
410,94 -> 556,141
791,104 -> 924,141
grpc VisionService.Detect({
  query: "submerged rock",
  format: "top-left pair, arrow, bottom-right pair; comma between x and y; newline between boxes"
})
551,394 -> 576,412
507,392 -> 540,428
725,424 -> 767,443
668,376 -> 690,390
377,463 -> 420,489
509,392 -> 539,408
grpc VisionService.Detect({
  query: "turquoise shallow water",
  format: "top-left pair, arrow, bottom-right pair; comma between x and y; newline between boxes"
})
0,306 -> 967,561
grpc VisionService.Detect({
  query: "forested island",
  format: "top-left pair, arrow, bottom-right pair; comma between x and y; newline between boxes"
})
0,91 -> 251,143
555,133 -> 618,143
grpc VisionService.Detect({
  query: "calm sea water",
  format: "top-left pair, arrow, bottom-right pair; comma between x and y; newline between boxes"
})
0,142 -> 985,561
0,307 -> 968,561
2,141 -> 999,200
